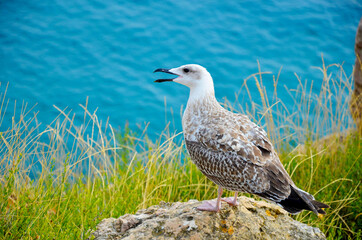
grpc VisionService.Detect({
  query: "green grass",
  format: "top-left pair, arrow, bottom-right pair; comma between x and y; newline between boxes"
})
0,61 -> 361,239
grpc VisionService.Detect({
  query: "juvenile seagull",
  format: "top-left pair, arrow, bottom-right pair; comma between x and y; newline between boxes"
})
154,64 -> 329,214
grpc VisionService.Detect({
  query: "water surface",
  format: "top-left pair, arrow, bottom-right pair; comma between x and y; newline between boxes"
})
0,0 -> 361,136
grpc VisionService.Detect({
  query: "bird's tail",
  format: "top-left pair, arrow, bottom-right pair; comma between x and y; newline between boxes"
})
279,186 -> 330,215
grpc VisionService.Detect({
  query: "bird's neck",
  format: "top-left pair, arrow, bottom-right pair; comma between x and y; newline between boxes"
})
189,83 -> 215,101
183,85 -> 223,122
188,79 -> 221,107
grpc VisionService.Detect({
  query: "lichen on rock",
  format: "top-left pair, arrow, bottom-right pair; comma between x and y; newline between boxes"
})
91,196 -> 326,240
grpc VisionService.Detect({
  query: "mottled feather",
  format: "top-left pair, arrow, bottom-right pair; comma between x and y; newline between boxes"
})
155,63 -> 329,214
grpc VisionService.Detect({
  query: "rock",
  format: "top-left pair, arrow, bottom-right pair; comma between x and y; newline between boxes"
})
91,196 -> 326,240
351,17 -> 362,133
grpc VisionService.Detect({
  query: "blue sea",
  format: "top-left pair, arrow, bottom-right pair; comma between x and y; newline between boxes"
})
0,0 -> 361,137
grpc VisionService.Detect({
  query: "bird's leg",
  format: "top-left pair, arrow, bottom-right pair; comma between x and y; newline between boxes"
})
221,191 -> 239,206
197,186 -> 223,212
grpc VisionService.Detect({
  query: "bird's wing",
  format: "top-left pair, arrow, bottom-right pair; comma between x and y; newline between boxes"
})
185,139 -> 291,201
186,114 -> 293,200
194,115 -> 275,167
244,122 -> 274,160
185,139 -> 269,193
241,120 -> 295,185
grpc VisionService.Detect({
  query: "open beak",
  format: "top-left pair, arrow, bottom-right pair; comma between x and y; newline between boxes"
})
153,68 -> 179,83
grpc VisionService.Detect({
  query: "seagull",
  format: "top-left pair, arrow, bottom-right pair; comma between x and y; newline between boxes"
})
154,64 -> 329,214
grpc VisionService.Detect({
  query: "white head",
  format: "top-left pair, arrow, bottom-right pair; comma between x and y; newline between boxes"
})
154,64 -> 215,98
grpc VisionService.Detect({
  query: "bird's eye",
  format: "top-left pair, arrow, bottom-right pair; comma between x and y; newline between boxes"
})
183,68 -> 190,73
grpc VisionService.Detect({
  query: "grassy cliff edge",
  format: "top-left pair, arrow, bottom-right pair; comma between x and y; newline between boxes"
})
0,62 -> 360,239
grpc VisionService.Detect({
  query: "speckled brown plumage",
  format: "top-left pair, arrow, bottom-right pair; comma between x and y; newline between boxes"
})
154,64 -> 329,214
183,95 -> 291,202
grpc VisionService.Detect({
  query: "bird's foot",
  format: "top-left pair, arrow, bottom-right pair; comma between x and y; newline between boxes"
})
197,200 -> 220,212
221,197 -> 239,206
